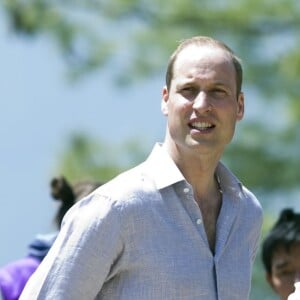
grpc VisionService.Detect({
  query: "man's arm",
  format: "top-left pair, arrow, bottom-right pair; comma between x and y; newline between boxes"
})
20,194 -> 124,300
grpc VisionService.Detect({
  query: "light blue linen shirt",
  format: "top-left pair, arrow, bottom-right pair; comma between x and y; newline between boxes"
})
20,143 -> 263,300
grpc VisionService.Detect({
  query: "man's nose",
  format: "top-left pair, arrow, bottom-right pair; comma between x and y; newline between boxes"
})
192,91 -> 212,112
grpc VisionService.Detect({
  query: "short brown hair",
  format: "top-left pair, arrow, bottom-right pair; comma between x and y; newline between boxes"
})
165,36 -> 243,97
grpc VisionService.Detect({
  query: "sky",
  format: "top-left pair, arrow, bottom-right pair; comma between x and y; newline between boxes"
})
0,10 -> 165,265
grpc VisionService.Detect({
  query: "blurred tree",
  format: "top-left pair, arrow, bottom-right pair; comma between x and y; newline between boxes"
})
2,0 -> 300,191
2,2 -> 300,297
55,133 -> 147,183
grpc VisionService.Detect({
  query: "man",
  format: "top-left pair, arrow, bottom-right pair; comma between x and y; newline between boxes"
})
262,208 -> 300,300
20,36 -> 263,300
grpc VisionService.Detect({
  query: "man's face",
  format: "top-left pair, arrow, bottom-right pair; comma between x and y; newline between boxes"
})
267,243 -> 300,300
161,45 -> 244,158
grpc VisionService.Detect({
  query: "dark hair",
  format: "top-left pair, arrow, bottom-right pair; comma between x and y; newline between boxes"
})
50,176 -> 102,227
261,208 -> 300,274
165,36 -> 243,97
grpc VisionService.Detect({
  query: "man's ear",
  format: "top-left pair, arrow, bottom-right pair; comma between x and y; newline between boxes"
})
161,86 -> 169,116
266,272 -> 277,292
236,92 -> 244,121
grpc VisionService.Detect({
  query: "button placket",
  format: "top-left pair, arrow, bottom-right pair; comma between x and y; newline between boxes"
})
196,218 -> 202,225
178,183 -> 208,249
182,187 -> 204,227
183,187 -> 190,194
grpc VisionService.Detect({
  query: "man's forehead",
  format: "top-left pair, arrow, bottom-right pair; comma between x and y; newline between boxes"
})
272,243 -> 300,267
176,44 -> 231,62
173,45 -> 233,74
172,45 -> 235,83
273,257 -> 291,269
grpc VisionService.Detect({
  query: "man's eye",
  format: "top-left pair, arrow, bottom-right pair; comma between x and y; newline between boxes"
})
277,270 -> 294,278
212,88 -> 226,95
180,87 -> 197,97
182,87 -> 195,92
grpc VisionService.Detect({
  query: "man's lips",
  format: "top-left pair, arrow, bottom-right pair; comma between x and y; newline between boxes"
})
189,121 -> 215,131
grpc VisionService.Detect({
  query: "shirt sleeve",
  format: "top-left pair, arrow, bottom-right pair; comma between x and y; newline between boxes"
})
20,193 -> 126,300
250,212 -> 263,262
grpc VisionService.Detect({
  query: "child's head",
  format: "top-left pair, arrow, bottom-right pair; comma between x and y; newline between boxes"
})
262,208 -> 300,300
50,176 -> 102,228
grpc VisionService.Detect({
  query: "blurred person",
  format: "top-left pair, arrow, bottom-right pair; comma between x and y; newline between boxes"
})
262,208 -> 300,300
0,176 -> 102,300
20,36 -> 263,300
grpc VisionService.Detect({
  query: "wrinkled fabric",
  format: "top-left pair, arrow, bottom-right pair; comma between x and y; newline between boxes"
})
0,233 -> 57,300
20,143 -> 263,300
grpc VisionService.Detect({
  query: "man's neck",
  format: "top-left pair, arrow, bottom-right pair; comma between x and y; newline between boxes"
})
163,142 -> 221,191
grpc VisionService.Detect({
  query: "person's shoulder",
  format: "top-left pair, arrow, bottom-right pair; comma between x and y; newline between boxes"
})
218,162 -> 262,212
94,162 -> 156,204
64,162 -> 156,222
240,185 -> 262,212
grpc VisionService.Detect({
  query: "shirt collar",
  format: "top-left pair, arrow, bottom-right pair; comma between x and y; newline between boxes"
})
216,162 -> 245,200
144,143 -> 185,190
145,143 -> 245,200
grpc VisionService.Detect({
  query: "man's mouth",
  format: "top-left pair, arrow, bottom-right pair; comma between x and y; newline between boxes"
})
189,122 -> 214,131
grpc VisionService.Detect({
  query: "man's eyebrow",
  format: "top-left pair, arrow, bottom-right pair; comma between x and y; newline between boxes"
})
273,261 -> 290,270
174,81 -> 195,90
212,81 -> 231,87
176,80 -> 229,86
214,82 -> 227,85
176,79 -> 195,85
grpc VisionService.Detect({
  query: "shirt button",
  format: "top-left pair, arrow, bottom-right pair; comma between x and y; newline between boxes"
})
196,218 -> 202,225
183,188 -> 189,194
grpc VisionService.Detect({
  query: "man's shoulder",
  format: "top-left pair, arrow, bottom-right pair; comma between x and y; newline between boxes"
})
218,161 -> 262,211
239,185 -> 263,213
91,162 -> 157,208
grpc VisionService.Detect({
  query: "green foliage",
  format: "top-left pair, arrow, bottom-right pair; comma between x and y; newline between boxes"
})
223,123 -> 300,190
3,2 -> 300,298
55,133 -> 147,183
3,0 -> 299,88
